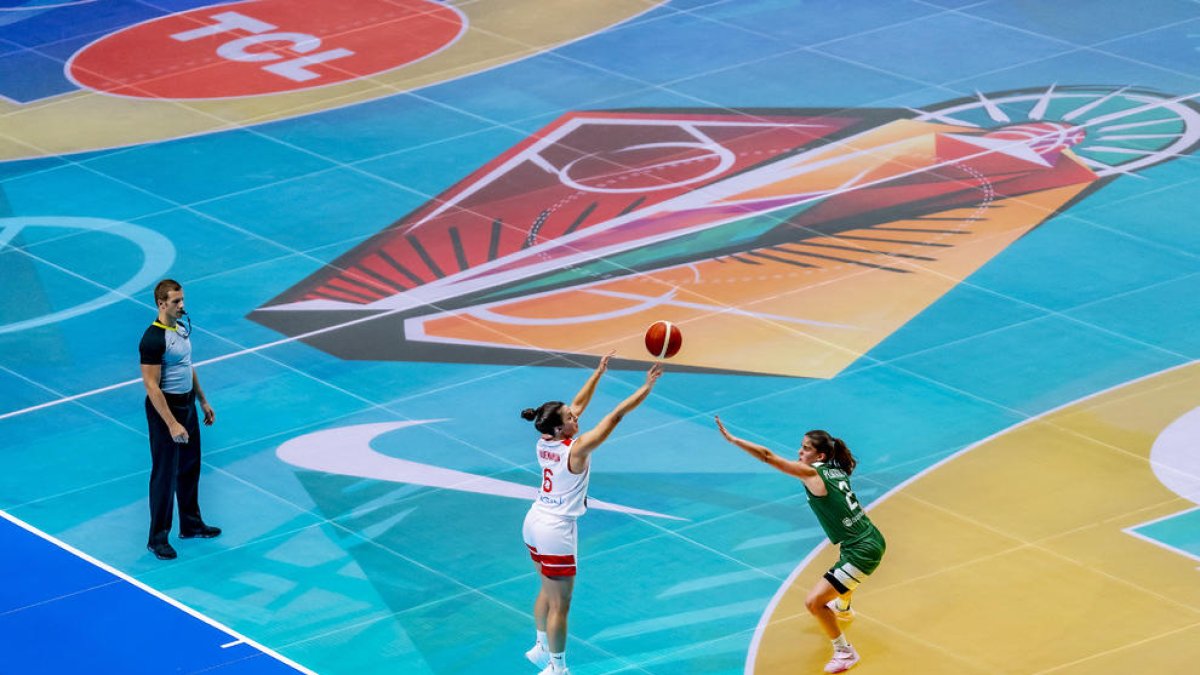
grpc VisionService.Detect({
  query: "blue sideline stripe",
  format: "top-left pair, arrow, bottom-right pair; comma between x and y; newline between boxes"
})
0,511 -> 311,675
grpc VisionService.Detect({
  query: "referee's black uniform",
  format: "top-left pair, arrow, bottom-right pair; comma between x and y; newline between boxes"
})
139,321 -> 206,549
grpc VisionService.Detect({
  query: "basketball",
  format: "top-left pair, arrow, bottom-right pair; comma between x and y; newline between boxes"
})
644,320 -> 682,359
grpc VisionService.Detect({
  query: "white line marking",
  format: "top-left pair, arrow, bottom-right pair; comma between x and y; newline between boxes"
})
743,358 -> 1200,675
585,289 -> 857,329
0,0 -> 96,11
0,510 -> 314,674
1126,504 -> 1200,530
1076,155 -> 1143,177
1098,118 -> 1178,132
1086,91 -> 1200,127
907,106 -> 981,127
976,90 -> 1011,123
1085,145 -> 1161,156
1062,87 -> 1129,121
1121,521 -> 1200,564
276,420 -> 685,520
1098,133 -> 1182,140
1028,83 -> 1057,121
3,89 -> 1193,420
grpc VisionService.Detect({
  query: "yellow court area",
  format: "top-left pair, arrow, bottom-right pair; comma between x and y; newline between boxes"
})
0,0 -> 658,160
752,362 -> 1200,674
4,3 -> 1199,674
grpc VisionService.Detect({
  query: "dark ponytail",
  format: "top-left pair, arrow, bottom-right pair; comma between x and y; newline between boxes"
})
805,429 -> 857,475
522,400 -> 566,436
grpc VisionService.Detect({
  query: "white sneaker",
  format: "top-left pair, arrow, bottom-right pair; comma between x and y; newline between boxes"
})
525,643 -> 549,669
826,598 -> 855,622
824,646 -> 860,673
537,664 -> 570,675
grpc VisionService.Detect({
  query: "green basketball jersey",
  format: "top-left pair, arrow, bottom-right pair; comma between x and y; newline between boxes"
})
804,461 -> 876,545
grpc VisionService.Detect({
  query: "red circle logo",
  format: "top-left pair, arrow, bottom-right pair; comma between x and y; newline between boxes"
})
69,0 -> 465,99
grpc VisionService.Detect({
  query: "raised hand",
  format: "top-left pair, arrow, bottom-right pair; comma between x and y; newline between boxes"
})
599,349 -> 615,373
646,361 -> 664,386
715,415 -> 735,442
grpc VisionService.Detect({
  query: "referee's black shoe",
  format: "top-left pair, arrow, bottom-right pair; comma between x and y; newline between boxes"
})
148,542 -> 177,560
180,524 -> 222,539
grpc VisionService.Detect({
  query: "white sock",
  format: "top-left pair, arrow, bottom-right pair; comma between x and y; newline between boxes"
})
832,634 -> 849,650
550,651 -> 567,670
536,630 -> 547,649
833,597 -> 851,611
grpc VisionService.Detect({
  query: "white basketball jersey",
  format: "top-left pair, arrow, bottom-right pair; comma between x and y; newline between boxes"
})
532,437 -> 590,518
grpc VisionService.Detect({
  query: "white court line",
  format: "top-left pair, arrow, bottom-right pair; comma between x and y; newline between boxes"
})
1122,525 -> 1200,566
1120,402 -> 1200,566
0,295 -> 456,421
1,76 -> 1195,420
0,0 -> 97,12
743,357 -> 1200,675
0,509 -> 315,675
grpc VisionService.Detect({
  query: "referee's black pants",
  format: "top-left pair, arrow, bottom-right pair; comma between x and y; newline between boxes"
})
145,391 -> 205,546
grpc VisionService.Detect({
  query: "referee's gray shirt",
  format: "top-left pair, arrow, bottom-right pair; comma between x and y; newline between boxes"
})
139,322 -> 193,395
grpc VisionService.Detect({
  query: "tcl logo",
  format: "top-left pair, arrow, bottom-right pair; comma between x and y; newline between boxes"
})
68,0 -> 465,99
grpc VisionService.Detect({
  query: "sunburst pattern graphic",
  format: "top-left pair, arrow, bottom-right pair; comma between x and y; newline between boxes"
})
252,87 -> 1200,377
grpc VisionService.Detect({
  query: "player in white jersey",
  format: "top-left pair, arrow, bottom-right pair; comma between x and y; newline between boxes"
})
520,354 -> 663,675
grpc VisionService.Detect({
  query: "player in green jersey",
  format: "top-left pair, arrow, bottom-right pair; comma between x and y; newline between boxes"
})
715,417 -> 886,674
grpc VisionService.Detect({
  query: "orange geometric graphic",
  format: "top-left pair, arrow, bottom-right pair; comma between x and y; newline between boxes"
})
251,88 -> 1200,377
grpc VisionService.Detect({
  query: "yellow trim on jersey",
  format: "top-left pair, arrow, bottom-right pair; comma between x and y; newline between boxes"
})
152,321 -> 177,332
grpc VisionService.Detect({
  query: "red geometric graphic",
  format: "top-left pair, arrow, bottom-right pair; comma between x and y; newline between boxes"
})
270,110 -> 866,305
250,88 -> 1200,377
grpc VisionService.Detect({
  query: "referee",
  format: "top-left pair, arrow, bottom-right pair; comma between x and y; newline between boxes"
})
139,279 -> 221,560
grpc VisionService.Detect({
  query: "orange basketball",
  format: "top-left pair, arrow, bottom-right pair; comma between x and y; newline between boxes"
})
644,320 -> 682,359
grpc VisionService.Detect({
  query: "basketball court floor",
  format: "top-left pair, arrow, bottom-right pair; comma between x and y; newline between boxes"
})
2,1 -> 1199,673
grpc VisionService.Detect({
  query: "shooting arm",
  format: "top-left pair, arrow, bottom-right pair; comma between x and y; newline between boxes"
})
570,351 -> 614,417
570,363 -> 661,469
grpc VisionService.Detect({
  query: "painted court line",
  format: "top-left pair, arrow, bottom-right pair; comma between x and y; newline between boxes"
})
0,509 -> 316,675
744,357 -> 1200,674
6,90 -> 1193,423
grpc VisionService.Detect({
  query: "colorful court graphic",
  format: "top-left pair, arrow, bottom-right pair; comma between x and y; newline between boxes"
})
252,88 -> 1200,377
1,1 -> 1198,674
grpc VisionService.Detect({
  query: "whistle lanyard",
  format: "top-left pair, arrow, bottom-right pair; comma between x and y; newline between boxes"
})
153,315 -> 191,338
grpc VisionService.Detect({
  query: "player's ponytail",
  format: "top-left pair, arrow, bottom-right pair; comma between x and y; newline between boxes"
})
805,430 -> 858,475
829,436 -> 856,475
523,400 -> 566,436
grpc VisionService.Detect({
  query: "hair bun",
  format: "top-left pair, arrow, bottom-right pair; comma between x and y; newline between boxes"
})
520,408 -> 537,421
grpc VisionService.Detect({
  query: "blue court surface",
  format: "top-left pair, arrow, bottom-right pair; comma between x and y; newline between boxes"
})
0,511 -> 308,674
2,1 -> 1199,674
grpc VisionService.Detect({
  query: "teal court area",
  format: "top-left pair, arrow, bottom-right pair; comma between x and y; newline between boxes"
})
1,1 -> 1199,674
